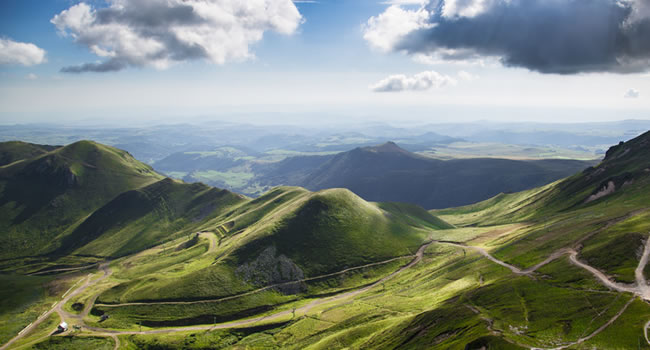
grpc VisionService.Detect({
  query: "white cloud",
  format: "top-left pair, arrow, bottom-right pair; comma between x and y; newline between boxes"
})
51,0 -> 303,73
0,38 -> 47,66
370,70 -> 457,92
624,88 -> 640,98
363,5 -> 432,52
25,73 -> 38,80
441,0 -> 492,19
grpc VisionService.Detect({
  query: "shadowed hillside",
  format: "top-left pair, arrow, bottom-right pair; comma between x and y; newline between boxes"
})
299,142 -> 596,209
0,141 -> 60,167
0,140 -> 164,259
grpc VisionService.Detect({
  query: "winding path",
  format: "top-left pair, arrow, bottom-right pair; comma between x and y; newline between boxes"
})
0,262 -> 111,350
438,230 -> 650,349
435,235 -> 650,301
1,239 -> 435,348
82,241 -> 435,336
96,255 -> 410,308
434,240 -> 571,276
5,223 -> 650,349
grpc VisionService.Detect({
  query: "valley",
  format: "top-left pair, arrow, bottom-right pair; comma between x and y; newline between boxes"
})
4,0 -> 650,348
1,130 -> 650,349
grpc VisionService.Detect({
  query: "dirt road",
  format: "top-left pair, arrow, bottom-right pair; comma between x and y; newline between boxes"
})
96,255 -> 411,308
635,238 -> 650,300
433,240 -> 564,276
81,241 -> 435,336
1,262 -> 111,350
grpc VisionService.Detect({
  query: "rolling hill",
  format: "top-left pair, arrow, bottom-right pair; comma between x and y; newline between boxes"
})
0,141 -> 60,167
0,140 -> 456,348
3,133 -> 650,349
0,140 -> 164,260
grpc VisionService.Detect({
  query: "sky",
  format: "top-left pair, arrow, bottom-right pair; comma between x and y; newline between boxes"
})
1,0 -> 650,125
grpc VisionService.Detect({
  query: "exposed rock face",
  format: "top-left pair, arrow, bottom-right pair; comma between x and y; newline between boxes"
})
236,246 -> 306,294
585,181 -> 616,203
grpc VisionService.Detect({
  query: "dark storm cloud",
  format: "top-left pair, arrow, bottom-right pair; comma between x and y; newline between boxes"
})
394,0 -> 650,74
94,2 -> 204,28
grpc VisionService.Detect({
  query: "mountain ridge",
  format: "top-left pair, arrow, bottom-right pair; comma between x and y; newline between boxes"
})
299,141 -> 596,209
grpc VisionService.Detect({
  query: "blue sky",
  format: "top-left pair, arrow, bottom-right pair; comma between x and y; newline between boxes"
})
1,0 -> 649,125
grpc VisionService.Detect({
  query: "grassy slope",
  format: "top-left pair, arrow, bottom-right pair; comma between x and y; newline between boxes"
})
95,131 -> 650,349
230,188 -> 451,276
7,134 -> 650,349
432,131 -> 650,275
0,141 -> 59,167
59,178 -> 246,258
88,187 -> 452,330
0,140 -> 164,259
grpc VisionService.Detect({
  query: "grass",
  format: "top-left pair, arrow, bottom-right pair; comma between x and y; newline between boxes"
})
5,135 -> 650,348
28,335 -> 115,350
0,140 -> 163,260
0,275 -> 52,345
229,189 -> 435,276
0,272 -> 86,346
8,312 -> 60,350
581,298 -> 650,349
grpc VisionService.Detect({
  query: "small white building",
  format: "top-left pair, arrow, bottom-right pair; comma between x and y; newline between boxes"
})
57,322 -> 68,332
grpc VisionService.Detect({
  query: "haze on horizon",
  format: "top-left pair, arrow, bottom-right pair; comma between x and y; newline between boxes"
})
1,0 -> 650,125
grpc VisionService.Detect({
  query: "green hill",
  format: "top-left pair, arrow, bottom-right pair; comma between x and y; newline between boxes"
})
230,188 -> 452,276
6,134 -> 650,350
52,178 -> 246,258
0,140 -> 164,259
0,141 -> 60,167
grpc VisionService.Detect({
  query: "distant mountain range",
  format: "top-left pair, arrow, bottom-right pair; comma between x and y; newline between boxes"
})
254,142 -> 597,209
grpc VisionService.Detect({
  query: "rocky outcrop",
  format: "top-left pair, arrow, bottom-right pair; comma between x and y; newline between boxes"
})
236,246 -> 306,294
585,181 -> 616,203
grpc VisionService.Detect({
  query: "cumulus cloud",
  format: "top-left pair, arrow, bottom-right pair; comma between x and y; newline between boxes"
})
0,38 -> 47,66
371,70 -> 456,92
625,88 -> 640,98
363,5 -> 432,52
365,0 -> 650,74
51,0 -> 303,73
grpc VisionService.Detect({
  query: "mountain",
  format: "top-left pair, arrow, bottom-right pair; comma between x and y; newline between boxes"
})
0,140 -> 455,347
5,134 -> 650,350
251,154 -> 335,187
435,130 -> 650,226
298,141 -> 596,209
0,140 -> 164,259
